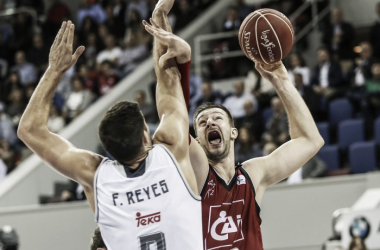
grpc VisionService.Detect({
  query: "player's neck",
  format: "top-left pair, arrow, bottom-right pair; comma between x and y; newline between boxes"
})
123,146 -> 152,169
209,151 -> 235,182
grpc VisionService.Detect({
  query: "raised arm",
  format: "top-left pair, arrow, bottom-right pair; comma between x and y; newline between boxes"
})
147,0 -> 209,193
244,61 -> 324,204
143,4 -> 199,194
17,22 -> 103,210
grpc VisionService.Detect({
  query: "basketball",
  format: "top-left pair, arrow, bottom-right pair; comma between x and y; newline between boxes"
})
238,9 -> 294,64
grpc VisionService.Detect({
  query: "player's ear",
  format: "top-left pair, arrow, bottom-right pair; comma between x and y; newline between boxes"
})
231,128 -> 238,140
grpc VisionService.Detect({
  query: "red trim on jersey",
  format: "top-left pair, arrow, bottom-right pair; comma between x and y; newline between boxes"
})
177,60 -> 191,109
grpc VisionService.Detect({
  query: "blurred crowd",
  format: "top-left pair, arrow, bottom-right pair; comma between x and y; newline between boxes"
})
0,0 -> 217,182
1,0 -> 380,186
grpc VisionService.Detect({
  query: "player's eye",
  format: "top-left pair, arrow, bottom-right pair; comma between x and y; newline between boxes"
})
199,120 -> 206,126
216,116 -> 222,120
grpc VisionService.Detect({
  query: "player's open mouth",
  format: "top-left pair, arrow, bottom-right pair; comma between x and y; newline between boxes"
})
207,130 -> 222,145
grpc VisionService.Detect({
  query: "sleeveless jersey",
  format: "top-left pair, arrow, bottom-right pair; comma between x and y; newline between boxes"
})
94,144 -> 203,250
201,164 -> 263,250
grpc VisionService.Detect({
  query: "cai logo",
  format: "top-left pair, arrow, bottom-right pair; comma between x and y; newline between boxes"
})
350,217 -> 371,239
205,200 -> 245,250
236,175 -> 246,186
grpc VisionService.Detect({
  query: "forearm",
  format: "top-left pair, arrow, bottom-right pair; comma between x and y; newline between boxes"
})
19,68 -> 63,134
274,79 -> 322,144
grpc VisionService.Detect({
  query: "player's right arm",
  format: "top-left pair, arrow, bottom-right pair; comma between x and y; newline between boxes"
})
17,22 -> 103,210
148,1 -> 209,193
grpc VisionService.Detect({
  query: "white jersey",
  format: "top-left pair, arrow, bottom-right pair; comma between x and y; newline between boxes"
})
94,144 -> 203,250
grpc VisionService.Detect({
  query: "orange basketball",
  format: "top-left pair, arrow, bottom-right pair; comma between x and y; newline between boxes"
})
238,8 -> 294,64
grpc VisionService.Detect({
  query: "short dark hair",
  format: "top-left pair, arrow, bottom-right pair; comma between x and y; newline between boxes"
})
193,102 -> 234,134
98,101 -> 145,163
91,227 -> 106,250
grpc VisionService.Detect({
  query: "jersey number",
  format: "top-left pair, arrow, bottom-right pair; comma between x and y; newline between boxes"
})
139,232 -> 166,250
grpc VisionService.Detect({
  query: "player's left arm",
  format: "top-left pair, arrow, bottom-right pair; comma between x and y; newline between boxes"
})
243,62 -> 324,203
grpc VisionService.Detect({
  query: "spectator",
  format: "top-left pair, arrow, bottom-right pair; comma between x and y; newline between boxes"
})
173,0 -> 196,31
223,80 -> 257,127
125,0 -> 148,26
47,104 -> 65,133
287,52 -> 310,86
294,73 -> 321,121
83,33 -> 99,68
0,139 -> 15,173
62,76 -> 95,123
321,7 -> 355,61
262,97 -> 288,145
27,33 -> 49,77
235,126 -> 262,164
0,71 -> 22,105
77,0 -> 107,28
233,0 -> 253,20
134,90 -> 158,124
245,66 -> 276,109
365,61 -> 380,114
59,180 -> 86,202
17,0 -> 45,16
97,60 -> 118,96
223,6 -> 241,32
78,64 -> 98,94
310,47 -> 344,101
56,65 -> 76,100
127,9 -> 143,31
6,89 -> 26,127
241,99 -> 262,141
347,42 -> 376,114
0,32 -> 12,69
44,0 -> 71,43
112,0 -> 127,38
78,16 -> 98,44
287,156 -> 326,184
118,31 -> 149,77
0,103 -> 18,147
11,50 -> 37,86
11,13 -> 33,51
96,35 -> 122,66
370,2 -> 380,59
348,42 -> 376,86
195,82 -> 223,107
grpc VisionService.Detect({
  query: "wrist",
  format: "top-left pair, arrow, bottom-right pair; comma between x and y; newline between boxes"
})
46,67 -> 65,79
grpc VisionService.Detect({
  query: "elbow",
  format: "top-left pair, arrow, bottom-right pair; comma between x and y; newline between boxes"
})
313,135 -> 325,151
17,123 -> 32,141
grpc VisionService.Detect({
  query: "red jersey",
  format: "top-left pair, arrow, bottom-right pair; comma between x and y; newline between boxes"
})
201,164 -> 263,250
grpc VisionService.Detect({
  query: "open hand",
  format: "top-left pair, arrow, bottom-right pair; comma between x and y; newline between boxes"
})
143,18 -> 191,68
49,21 -> 85,74
253,59 -> 289,87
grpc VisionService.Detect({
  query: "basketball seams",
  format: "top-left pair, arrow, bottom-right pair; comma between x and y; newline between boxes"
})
240,12 -> 259,60
264,13 -> 294,45
256,11 -> 282,63
255,15 -> 267,64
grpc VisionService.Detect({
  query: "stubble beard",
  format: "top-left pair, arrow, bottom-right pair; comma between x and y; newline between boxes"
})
203,141 -> 230,162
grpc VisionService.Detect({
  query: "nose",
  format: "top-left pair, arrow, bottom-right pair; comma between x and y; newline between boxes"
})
206,118 -> 215,128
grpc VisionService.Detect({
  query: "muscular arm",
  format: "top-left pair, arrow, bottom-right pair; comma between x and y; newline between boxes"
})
145,3 -> 199,194
17,22 -> 102,211
244,62 -> 324,204
150,3 -> 209,193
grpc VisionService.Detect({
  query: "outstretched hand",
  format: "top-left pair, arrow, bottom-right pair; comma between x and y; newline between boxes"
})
143,18 -> 191,68
49,21 -> 85,74
154,0 -> 175,15
253,59 -> 289,87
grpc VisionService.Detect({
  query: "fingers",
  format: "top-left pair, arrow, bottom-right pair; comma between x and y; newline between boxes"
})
159,50 -> 175,68
72,46 -> 85,64
62,20 -> 72,45
67,22 -> 75,50
52,22 -> 67,49
150,18 -> 160,28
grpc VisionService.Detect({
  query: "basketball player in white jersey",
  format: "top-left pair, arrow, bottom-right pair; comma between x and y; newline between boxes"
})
17,15 -> 202,250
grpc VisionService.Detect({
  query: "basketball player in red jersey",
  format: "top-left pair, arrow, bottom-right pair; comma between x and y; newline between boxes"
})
144,5 -> 324,248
